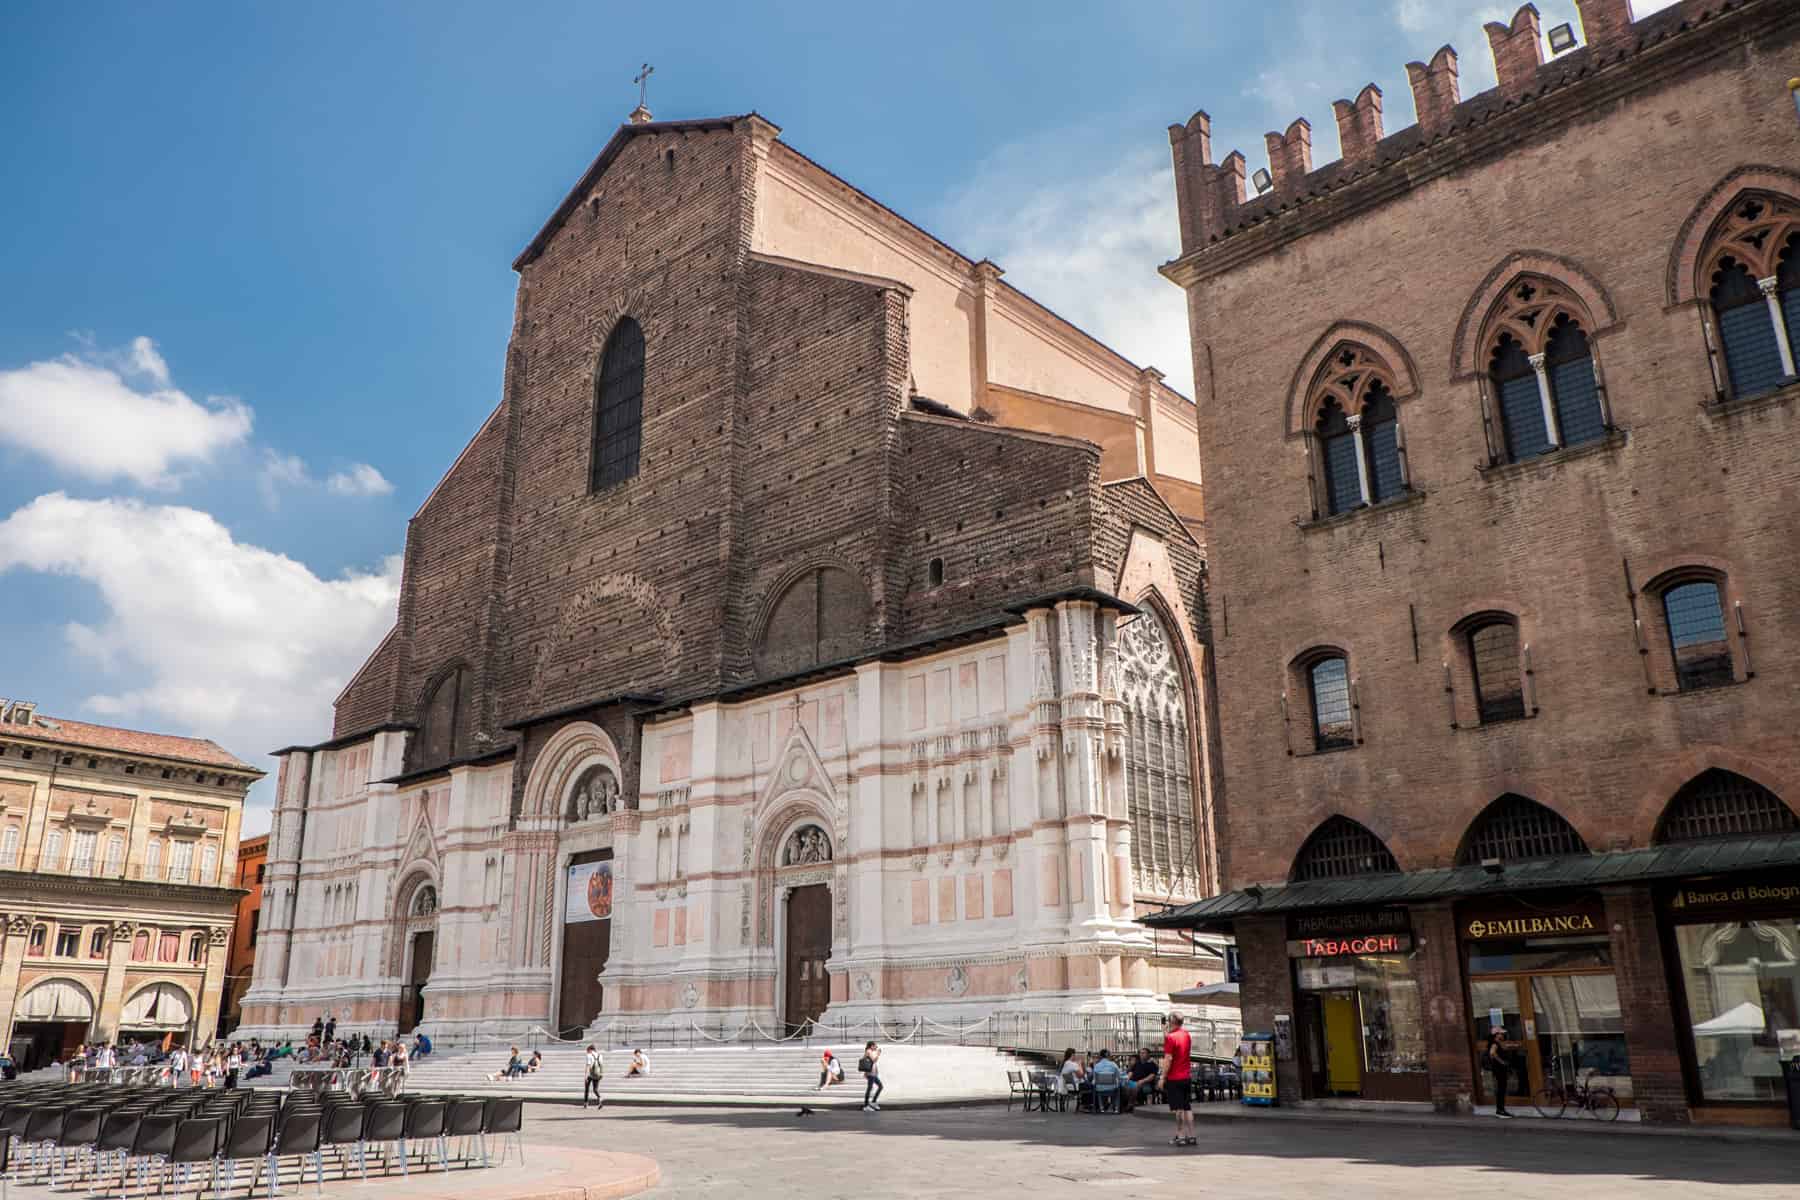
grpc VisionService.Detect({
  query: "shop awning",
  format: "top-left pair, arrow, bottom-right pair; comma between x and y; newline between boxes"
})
1141,830 -> 1800,931
1170,981 -> 1240,1007
1692,1002 -> 1766,1037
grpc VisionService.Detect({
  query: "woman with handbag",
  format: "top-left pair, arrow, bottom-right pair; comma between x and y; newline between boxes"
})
859,1041 -> 883,1111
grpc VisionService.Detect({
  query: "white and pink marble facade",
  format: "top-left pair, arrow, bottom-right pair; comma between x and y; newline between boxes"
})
242,575 -> 1213,1040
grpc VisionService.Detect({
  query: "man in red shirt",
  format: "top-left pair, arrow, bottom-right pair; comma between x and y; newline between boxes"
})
1160,1013 -> 1195,1146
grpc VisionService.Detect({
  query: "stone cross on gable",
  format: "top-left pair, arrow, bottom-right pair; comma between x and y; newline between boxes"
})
629,63 -> 655,124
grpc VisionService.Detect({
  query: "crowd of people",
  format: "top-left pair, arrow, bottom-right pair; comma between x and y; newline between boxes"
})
61,1038 -> 290,1087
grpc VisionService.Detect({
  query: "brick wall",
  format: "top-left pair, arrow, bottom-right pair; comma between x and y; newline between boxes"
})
1170,5 -> 1800,888
1605,886 -> 1690,1121
894,416 -> 1102,635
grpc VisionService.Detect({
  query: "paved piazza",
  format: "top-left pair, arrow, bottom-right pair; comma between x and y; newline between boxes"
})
522,1103 -> 1797,1198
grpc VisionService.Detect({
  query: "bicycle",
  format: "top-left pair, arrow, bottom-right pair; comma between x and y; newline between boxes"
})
1533,1068 -> 1620,1120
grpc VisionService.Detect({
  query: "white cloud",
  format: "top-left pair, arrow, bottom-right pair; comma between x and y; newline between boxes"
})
258,451 -> 311,507
326,463 -> 394,497
936,140 -> 1194,399
0,340 -> 251,488
0,492 -> 402,829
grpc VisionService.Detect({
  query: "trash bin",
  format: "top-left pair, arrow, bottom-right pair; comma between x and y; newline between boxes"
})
1786,1057 -> 1800,1131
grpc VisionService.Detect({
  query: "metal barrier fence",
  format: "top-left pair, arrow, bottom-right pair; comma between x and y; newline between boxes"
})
411,1010 -> 1241,1060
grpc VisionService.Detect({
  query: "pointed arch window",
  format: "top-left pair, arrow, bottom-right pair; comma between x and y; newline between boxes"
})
1458,795 -> 1587,865
1656,770 -> 1797,844
1306,345 -> 1410,517
591,316 -> 645,491
1483,276 -> 1610,462
1700,194 -> 1800,399
1117,609 -> 1200,898
753,566 -> 872,678
1291,816 -> 1399,882
415,664 -> 469,769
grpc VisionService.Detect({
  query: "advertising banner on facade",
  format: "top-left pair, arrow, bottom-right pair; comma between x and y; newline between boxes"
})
566,860 -> 613,924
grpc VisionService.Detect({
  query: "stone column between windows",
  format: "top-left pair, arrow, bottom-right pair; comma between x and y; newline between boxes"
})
0,916 -> 31,1038
1758,276 -> 1798,379
195,928 -> 230,1041
1528,352 -> 1562,447
93,921 -> 134,1041
1344,413 -> 1373,506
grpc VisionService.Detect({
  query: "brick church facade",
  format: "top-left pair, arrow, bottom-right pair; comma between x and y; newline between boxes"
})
239,112 -> 1219,1040
1149,0 -> 1800,1124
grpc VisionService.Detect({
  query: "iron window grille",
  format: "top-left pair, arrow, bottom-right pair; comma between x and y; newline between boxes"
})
1292,816 -> 1400,882
1458,794 -> 1588,865
1656,769 -> 1799,844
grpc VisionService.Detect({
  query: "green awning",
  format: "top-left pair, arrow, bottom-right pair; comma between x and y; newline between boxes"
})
1140,831 -> 1800,931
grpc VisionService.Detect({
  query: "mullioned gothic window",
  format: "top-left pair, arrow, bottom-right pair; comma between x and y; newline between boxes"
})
1482,276 -> 1608,462
1306,345 -> 1409,518
1116,610 -> 1198,898
1702,195 -> 1800,400
591,317 -> 645,491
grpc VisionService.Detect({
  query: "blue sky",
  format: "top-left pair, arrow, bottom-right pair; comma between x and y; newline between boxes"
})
0,1 -> 1674,826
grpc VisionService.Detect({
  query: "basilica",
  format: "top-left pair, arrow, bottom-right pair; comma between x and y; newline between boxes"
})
237,108 -> 1216,1041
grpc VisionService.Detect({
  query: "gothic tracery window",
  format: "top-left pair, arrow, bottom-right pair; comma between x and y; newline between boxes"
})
1482,276 -> 1607,462
1307,344 -> 1408,518
1702,194 -> 1800,399
1116,610 -> 1199,898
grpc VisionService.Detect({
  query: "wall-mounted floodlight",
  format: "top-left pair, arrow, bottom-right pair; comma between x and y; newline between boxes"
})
1251,168 -> 1273,195
1547,23 -> 1577,55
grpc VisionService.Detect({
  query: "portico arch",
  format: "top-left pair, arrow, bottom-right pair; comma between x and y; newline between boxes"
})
521,721 -> 627,823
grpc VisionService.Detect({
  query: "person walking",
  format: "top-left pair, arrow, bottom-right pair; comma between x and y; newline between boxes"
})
1484,1026 -> 1514,1118
859,1041 -> 883,1111
1160,1014 -> 1195,1147
583,1044 -> 604,1109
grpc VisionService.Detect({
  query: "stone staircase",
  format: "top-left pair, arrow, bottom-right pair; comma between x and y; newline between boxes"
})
393,1042 -> 1029,1107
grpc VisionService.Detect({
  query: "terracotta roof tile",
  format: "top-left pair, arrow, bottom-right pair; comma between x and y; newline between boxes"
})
6,713 -> 260,773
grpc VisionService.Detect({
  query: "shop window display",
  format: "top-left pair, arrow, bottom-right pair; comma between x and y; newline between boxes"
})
1295,951 -> 1427,1096
1674,919 -> 1800,1103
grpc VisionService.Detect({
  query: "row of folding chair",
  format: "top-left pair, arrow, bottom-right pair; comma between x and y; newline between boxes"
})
0,1085 -> 522,1199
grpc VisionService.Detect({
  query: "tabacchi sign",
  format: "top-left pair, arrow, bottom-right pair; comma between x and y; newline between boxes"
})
1285,932 -> 1414,958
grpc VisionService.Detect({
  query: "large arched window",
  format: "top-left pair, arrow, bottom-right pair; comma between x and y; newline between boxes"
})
1701,194 -> 1799,399
1457,795 -> 1587,865
1291,816 -> 1399,882
1655,769 -> 1797,844
1483,276 -> 1608,461
752,566 -> 871,678
591,317 -> 645,491
1116,609 -> 1199,898
1306,344 -> 1409,517
415,664 -> 469,768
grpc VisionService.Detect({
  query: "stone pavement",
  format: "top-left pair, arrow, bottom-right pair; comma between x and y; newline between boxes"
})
519,1101 -> 1798,1198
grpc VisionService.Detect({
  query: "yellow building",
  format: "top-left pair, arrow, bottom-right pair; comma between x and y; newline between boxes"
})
0,698 -> 260,1070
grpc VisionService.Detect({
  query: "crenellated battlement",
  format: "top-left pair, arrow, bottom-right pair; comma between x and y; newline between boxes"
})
1165,0 -> 1788,271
